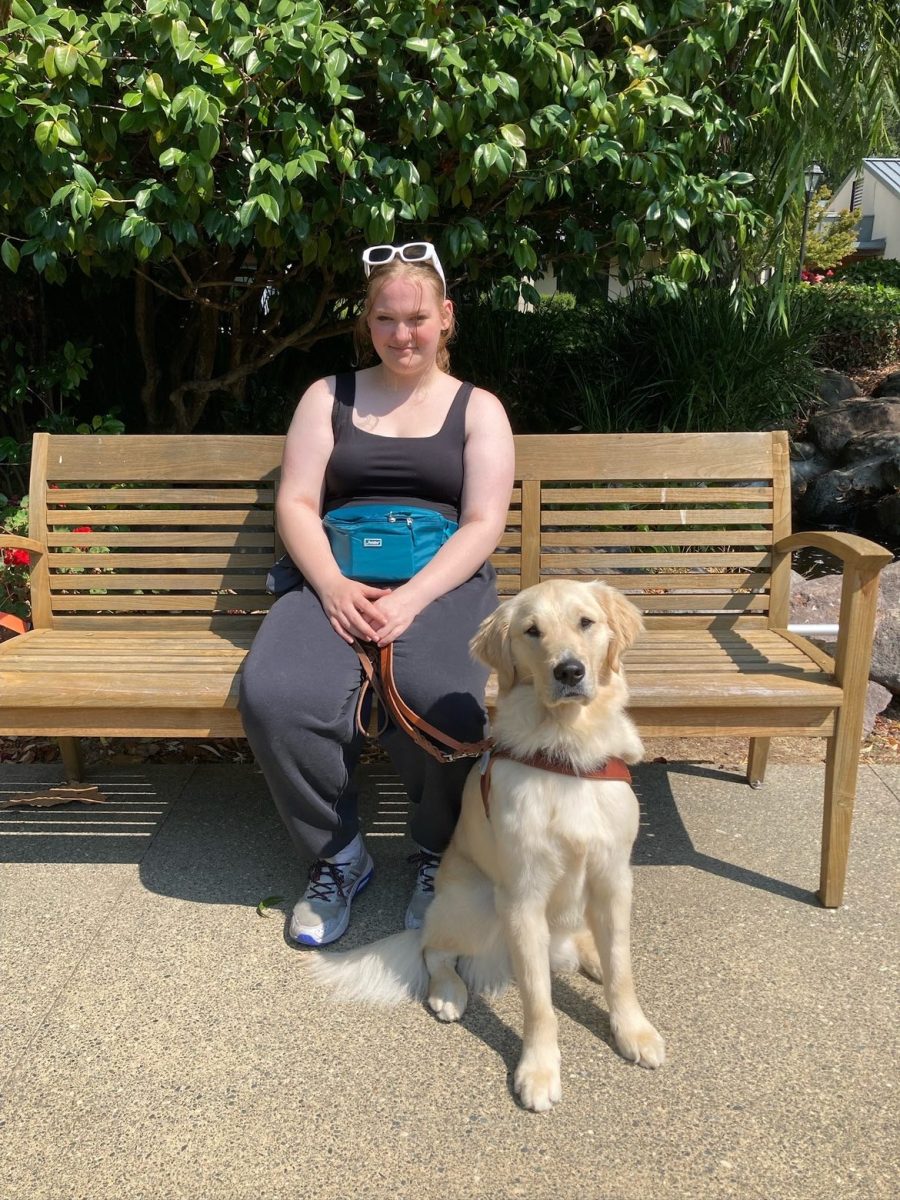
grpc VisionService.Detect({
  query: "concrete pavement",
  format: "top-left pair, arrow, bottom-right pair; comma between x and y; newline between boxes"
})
1,758 -> 898,1200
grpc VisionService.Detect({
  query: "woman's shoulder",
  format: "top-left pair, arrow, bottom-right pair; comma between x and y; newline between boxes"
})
465,381 -> 513,448
300,374 -> 338,402
459,379 -> 510,428
286,375 -> 339,434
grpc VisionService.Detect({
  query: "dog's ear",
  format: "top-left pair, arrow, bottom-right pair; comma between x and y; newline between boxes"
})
594,583 -> 644,673
470,604 -> 516,691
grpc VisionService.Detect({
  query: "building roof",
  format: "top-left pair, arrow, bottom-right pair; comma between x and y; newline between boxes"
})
864,158 -> 900,200
834,157 -> 900,204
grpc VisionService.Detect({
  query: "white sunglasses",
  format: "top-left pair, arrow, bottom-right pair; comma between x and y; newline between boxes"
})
361,242 -> 447,295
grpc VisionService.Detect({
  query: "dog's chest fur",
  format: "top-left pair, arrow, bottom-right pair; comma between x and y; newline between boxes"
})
490,760 -> 637,857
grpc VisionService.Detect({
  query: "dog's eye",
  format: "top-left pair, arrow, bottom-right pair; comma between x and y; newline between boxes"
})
525,624 -> 541,638
579,617 -> 595,631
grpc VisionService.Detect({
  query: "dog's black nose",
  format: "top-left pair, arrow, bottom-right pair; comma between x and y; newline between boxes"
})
553,658 -> 585,685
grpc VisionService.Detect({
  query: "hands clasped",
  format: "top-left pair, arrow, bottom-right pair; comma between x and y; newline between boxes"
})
320,577 -> 423,646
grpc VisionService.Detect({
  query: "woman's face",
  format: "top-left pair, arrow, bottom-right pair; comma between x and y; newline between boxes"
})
366,274 -> 452,375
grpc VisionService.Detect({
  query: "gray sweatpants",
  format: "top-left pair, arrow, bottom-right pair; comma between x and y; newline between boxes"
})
238,565 -> 497,859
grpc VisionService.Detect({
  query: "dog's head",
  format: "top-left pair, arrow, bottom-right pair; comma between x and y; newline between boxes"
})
470,579 -> 643,706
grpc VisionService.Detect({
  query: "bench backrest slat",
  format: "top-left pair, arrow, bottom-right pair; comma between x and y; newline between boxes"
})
33,434 -> 281,630
29,430 -> 790,633
496,431 -> 788,629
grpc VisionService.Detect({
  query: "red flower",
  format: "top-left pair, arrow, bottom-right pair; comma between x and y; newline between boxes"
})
2,548 -> 30,567
72,525 -> 93,533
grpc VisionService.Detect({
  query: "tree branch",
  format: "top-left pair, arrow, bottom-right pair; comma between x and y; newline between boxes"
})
165,278 -> 345,428
134,271 -> 162,430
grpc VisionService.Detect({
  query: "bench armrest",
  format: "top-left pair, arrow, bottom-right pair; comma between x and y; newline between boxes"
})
0,535 -> 45,564
774,530 -> 892,690
775,530 -> 893,574
1,534 -> 45,553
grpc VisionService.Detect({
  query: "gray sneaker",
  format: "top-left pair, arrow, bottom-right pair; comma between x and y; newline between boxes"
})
290,844 -> 374,946
404,850 -> 442,930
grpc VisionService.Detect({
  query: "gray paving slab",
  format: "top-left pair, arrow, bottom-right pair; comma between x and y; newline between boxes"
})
0,766 -> 194,1079
0,760 -> 898,1200
870,763 -> 900,799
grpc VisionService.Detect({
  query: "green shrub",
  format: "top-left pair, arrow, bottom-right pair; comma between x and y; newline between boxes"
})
799,283 -> 900,371
451,287 -> 824,434
831,259 -> 900,289
1,495 -> 30,620
450,299 -> 604,432
565,287 -> 825,433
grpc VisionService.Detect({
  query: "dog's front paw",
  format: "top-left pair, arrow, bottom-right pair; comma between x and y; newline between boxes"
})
427,974 -> 468,1023
612,1017 -> 665,1069
514,1053 -> 562,1112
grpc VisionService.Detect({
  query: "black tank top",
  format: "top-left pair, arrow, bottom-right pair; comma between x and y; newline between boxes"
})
324,372 -> 473,521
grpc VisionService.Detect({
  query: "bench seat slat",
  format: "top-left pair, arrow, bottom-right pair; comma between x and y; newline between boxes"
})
0,628 -> 840,710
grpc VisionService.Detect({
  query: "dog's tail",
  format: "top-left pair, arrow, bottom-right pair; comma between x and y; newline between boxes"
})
303,930 -> 428,1005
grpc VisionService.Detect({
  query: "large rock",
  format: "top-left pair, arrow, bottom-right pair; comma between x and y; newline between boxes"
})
789,442 -> 831,496
790,562 -> 900,695
871,370 -> 900,398
862,681 -> 895,736
816,369 -> 861,407
840,431 -> 900,465
798,460 -> 895,526
873,492 -> 900,538
807,397 -> 900,458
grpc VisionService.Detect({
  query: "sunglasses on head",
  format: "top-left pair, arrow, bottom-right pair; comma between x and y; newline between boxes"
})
361,242 -> 447,296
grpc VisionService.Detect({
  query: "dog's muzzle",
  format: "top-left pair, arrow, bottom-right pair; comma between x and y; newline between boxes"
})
551,656 -> 590,700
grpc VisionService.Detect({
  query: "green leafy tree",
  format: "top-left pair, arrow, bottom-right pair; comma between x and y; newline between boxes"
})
743,187 -> 861,278
801,189 -> 860,273
1,1 -> 897,430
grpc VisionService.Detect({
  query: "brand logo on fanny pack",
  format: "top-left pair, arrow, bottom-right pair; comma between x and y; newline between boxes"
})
363,537 -> 383,548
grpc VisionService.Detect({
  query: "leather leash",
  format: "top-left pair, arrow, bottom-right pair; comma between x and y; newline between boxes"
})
353,640 -> 492,764
352,640 -> 633,819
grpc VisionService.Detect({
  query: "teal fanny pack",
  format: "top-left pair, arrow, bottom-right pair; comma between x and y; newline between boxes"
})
322,503 -> 458,583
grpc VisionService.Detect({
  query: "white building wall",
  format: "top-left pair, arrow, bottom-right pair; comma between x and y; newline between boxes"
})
830,174 -> 855,210
872,178 -> 900,259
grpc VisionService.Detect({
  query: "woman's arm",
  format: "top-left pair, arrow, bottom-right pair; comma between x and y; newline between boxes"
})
276,378 -> 390,644
370,388 -> 515,645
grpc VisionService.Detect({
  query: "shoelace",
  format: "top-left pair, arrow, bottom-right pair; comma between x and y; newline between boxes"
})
305,859 -> 349,903
408,851 -> 442,895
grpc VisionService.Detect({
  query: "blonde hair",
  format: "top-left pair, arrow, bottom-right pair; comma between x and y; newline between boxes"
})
354,259 -> 455,372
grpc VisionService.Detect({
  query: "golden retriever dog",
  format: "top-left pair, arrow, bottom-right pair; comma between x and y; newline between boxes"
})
308,579 -> 665,1111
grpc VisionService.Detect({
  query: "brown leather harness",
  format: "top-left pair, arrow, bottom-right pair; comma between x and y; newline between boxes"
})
353,640 -> 633,819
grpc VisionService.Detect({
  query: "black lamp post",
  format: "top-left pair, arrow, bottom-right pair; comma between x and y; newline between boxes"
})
797,162 -> 825,280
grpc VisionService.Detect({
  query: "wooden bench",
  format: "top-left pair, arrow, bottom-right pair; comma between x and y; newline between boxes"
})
1,431 -> 891,907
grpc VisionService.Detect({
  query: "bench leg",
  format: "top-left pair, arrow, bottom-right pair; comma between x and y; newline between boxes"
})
819,713 -> 863,909
57,737 -> 85,783
746,738 -> 770,788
